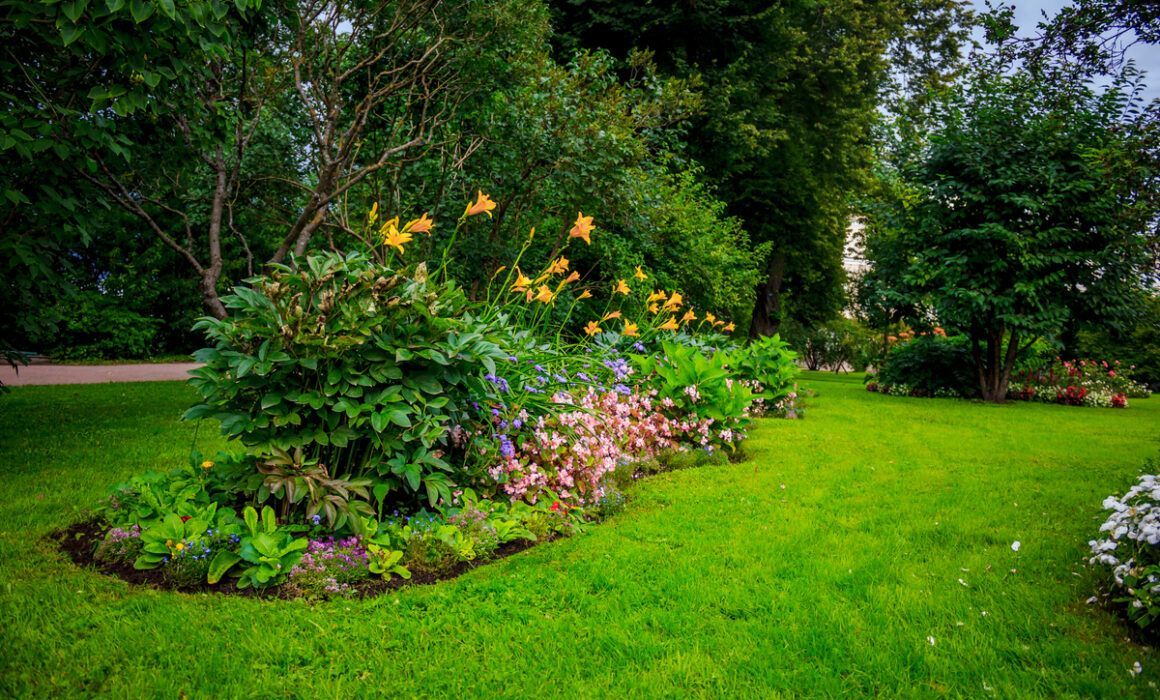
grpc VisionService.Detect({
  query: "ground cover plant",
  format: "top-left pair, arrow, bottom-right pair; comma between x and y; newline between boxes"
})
2,374 -> 1159,695
64,196 -> 799,598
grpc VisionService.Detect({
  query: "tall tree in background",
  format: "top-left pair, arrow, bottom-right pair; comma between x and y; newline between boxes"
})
869,49 -> 1154,401
549,0 -> 972,335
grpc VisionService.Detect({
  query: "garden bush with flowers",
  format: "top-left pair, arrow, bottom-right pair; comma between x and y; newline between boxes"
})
1089,464 -> 1160,631
66,192 -> 799,598
1010,358 -> 1151,408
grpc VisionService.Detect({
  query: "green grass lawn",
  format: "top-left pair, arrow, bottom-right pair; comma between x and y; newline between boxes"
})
1,374 -> 1158,697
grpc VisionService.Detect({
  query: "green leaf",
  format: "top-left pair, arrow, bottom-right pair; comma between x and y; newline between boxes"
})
207,550 -> 242,584
59,24 -> 85,46
387,409 -> 411,428
129,0 -> 154,22
62,0 -> 89,23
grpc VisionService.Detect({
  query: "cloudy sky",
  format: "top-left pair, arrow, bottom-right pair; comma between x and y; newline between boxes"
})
969,0 -> 1160,100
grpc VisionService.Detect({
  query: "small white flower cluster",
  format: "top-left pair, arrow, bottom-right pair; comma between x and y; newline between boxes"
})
1081,388 -> 1117,408
1089,473 -> 1160,629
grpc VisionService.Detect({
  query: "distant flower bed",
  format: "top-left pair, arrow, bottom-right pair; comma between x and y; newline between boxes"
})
61,194 -> 801,598
1011,359 -> 1150,408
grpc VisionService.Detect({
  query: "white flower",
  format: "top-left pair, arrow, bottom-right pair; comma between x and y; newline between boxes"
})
1011,540 -> 1021,552
927,636 -> 936,646
1130,661 -> 1143,677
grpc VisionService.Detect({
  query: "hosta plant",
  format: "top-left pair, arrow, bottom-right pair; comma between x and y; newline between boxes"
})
207,506 -> 308,588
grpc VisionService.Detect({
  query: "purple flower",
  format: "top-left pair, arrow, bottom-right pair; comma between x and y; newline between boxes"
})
484,374 -> 510,393
499,434 -> 515,459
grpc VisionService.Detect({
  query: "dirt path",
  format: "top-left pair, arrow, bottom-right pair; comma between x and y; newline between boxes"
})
0,363 -> 203,386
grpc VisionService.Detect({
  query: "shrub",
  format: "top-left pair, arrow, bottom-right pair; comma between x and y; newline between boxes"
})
1089,469 -> 1160,630
185,252 -> 510,517
873,335 -> 975,398
46,291 -> 162,360
781,318 -> 874,372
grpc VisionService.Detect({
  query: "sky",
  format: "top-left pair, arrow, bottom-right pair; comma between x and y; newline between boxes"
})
968,0 -> 1160,101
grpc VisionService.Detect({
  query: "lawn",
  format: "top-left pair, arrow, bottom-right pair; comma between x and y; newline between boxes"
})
1,373 -> 1158,697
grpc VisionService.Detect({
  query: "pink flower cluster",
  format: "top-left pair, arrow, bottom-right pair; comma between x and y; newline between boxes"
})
486,386 -> 735,505
1012,357 -> 1141,408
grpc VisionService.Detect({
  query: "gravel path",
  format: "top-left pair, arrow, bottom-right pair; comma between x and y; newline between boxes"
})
0,363 -> 203,386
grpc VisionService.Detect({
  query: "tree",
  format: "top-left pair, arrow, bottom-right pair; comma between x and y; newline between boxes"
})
3,0 -> 473,320
879,58 -> 1153,401
547,0 -> 973,335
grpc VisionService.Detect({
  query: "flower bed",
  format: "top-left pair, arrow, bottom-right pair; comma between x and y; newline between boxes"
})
60,195 -> 800,598
1011,358 -> 1150,408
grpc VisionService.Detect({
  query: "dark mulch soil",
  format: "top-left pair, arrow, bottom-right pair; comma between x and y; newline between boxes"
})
49,518 -> 548,600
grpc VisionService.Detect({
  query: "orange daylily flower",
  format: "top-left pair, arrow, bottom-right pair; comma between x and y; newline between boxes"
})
584,320 -> 601,336
622,320 -> 639,337
533,285 -> 554,304
546,257 -> 570,276
569,212 -> 595,245
662,292 -> 683,311
724,322 -> 736,333
659,316 -> 679,331
465,191 -> 496,218
704,312 -> 717,325
634,266 -> 647,281
564,271 -> 580,284
380,219 -> 412,254
614,279 -> 631,295
648,303 -> 660,314
404,212 -> 434,234
578,290 -> 593,300
646,290 -> 667,304
681,309 -> 696,324
603,311 -> 622,320
512,268 -> 533,293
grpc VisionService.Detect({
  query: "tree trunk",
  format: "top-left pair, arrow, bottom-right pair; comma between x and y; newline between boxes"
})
750,251 -> 786,337
973,326 -> 1021,402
